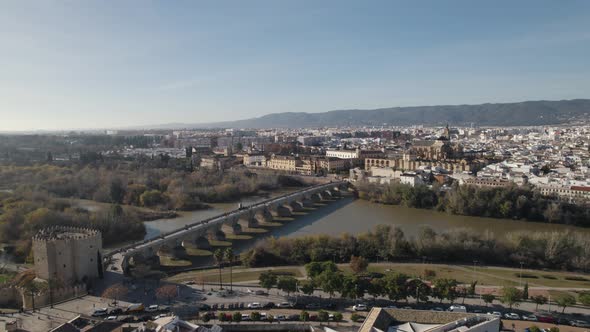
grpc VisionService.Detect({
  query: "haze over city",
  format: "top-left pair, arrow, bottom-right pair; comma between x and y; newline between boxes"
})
2,0 -> 590,130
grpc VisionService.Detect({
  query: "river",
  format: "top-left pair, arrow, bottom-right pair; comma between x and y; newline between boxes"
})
144,192 -> 590,241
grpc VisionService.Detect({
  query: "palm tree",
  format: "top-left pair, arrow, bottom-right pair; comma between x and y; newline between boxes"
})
213,249 -> 224,290
225,248 -> 234,293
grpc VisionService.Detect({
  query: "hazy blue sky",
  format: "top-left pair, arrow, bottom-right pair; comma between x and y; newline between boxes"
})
1,1 -> 590,130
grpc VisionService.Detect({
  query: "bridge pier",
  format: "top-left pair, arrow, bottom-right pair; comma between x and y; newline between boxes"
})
311,193 -> 322,203
276,205 -> 292,217
256,208 -> 274,223
302,198 -> 314,208
290,201 -> 304,212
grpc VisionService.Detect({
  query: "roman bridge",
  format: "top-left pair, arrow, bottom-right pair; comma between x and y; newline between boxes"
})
106,181 -> 349,275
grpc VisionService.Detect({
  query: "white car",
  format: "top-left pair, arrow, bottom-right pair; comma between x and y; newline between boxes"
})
523,314 -> 538,321
277,302 -> 293,308
92,308 -> 108,317
353,304 -> 368,311
504,313 -> 520,320
241,314 -> 251,321
570,320 -> 590,328
487,311 -> 502,317
106,316 -> 117,321
247,302 -> 262,309
145,305 -> 159,312
275,314 -> 286,321
448,305 -> 467,313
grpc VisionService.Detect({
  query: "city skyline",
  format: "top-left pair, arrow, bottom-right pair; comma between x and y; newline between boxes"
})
2,0 -> 590,131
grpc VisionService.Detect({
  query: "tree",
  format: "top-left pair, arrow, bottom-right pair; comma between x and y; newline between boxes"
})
110,178 -> 125,204
350,255 -> 369,274
300,280 -> 315,296
368,278 -> 385,300
384,273 -> 409,303
213,249 -> 224,289
267,313 -> 274,323
341,275 -> 364,300
531,295 -> 548,311
218,312 -> 227,322
333,312 -> 343,322
225,247 -> 234,292
318,310 -> 329,322
555,293 -> 576,314
407,279 -> 430,304
259,271 -> 277,292
530,326 -> 541,332
318,270 -> 343,299
277,276 -> 298,296
139,189 -> 165,207
101,283 -> 128,306
232,312 -> 242,323
482,294 -> 495,306
300,311 -> 310,322
250,311 -> 261,321
468,280 -> 478,296
523,282 -> 529,300
500,286 -> 522,310
578,292 -> 590,307
156,284 -> 178,304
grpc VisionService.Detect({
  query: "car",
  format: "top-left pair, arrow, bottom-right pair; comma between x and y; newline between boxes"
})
263,302 -> 275,309
145,305 -> 159,312
153,314 -> 169,320
448,305 -> 467,313
276,314 -> 286,321
109,308 -> 123,315
384,305 -> 398,309
402,306 -> 412,310
118,316 -> 136,323
433,307 -> 444,312
487,312 -> 502,317
241,314 -> 251,321
198,303 -> 211,311
254,290 -> 267,295
248,302 -> 262,309
138,315 -> 152,322
219,304 -> 225,310
277,302 -> 293,308
260,312 -> 267,320
353,304 -> 369,311
91,308 -> 108,317
185,281 -> 196,285
106,316 -> 117,321
523,314 -> 538,321
504,313 -> 520,320
570,320 -> 590,328
287,314 -> 300,321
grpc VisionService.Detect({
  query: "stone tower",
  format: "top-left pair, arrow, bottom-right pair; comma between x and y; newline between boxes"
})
32,226 -> 103,284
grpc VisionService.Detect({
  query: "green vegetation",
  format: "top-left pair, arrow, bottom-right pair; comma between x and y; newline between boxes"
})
241,224 -> 590,272
356,182 -> 590,227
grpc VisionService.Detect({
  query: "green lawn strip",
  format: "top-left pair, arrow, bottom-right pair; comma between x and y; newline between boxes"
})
209,240 -> 232,247
185,247 -> 213,257
167,267 -> 303,284
469,267 -> 590,288
241,227 -> 268,234
225,234 -> 253,240
159,256 -> 192,267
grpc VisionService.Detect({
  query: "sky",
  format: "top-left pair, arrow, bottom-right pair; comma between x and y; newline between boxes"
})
1,1 -> 590,131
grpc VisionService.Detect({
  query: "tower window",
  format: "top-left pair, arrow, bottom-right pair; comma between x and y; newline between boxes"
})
63,264 -> 66,268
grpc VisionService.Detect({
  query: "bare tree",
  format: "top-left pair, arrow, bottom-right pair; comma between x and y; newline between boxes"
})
156,284 -> 178,304
101,283 -> 128,306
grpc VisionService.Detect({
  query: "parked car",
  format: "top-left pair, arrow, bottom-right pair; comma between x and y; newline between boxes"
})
353,304 -> 369,311
433,307 -> 444,312
138,315 -> 152,322
263,302 -> 275,309
106,316 -> 118,321
254,290 -> 267,295
287,314 -> 300,321
91,308 -> 108,317
570,320 -> 590,328
448,305 -> 467,313
248,302 -> 262,309
118,316 -> 136,323
523,314 -> 538,321
276,314 -> 286,321
241,314 -> 251,321
504,313 -> 520,320
487,312 -> 502,317
277,302 -> 292,308
109,308 -> 123,315
145,305 -> 159,313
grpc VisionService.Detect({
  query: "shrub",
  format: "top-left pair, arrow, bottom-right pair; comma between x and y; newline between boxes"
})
351,313 -> 364,322
300,311 -> 310,322
515,273 -> 538,279
317,310 -> 329,322
564,276 -> 589,282
250,311 -> 261,321
333,312 -> 343,322
542,275 -> 557,280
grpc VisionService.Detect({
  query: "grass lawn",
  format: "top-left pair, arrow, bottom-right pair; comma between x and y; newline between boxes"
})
185,247 -> 213,257
242,227 -> 268,234
225,234 -> 253,240
209,240 -> 232,247
167,266 -> 303,284
0,274 -> 13,284
159,256 -> 192,267
463,266 -> 590,288
259,221 -> 283,227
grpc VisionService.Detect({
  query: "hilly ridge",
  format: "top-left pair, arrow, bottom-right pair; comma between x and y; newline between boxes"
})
156,99 -> 590,129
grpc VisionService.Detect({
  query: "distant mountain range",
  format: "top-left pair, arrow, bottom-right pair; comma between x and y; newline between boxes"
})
151,99 -> 590,129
